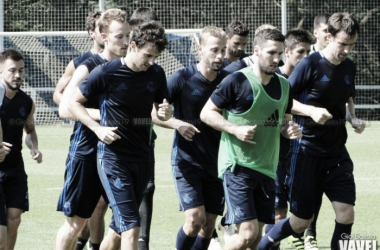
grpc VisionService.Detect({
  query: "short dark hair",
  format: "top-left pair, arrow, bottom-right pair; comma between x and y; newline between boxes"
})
129,19 -> 145,30
131,21 -> 168,53
328,12 -> 360,38
253,28 -> 285,47
226,20 -> 249,37
130,7 -> 158,21
0,49 -> 24,64
86,10 -> 102,33
98,9 -> 128,34
285,28 -> 315,50
313,13 -> 330,29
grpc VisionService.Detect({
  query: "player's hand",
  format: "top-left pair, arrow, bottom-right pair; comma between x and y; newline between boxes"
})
30,148 -> 43,163
157,99 -> 172,121
350,118 -> 367,134
310,107 -> 333,125
0,142 -> 13,162
177,121 -> 200,141
232,125 -> 257,144
94,127 -> 121,145
287,121 -> 302,139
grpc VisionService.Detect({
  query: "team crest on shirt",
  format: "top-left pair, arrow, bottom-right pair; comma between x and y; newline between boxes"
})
234,206 -> 245,218
114,178 -> 124,189
19,107 -> 26,117
344,75 -> 351,85
64,201 -> 72,214
183,194 -> 193,204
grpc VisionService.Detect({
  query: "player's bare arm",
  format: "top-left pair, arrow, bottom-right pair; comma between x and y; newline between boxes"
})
24,102 -> 42,163
53,60 -> 76,105
291,99 -> 332,125
58,65 -> 100,121
68,88 -> 120,145
281,114 -> 302,139
346,96 -> 366,134
201,98 -> 257,145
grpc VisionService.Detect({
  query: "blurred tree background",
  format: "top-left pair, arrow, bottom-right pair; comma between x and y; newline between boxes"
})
2,0 -> 379,118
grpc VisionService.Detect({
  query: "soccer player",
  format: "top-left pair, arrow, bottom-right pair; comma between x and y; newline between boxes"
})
264,28 -> 314,250
258,13 -> 366,250
67,20 -> 170,250
310,14 -> 330,53
154,26 -> 227,250
55,9 -> 130,250
53,10 -> 104,106
200,28 -> 302,250
0,49 -> 43,250
222,20 -> 249,68
53,12 -> 104,247
223,24 -> 282,74
129,7 -> 159,250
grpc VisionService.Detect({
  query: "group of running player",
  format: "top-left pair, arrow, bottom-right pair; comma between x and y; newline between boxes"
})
0,5 -> 367,250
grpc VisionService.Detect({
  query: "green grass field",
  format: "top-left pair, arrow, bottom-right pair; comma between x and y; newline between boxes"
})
16,122 -> 380,249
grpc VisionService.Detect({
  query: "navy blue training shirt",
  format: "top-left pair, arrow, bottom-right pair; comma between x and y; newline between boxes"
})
80,58 -> 168,161
68,53 -> 108,160
168,64 -> 228,173
289,51 -> 356,156
0,90 -> 33,169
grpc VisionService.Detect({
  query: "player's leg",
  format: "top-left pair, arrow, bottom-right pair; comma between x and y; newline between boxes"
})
222,165 -> 268,249
304,188 -> 323,250
76,220 -> 90,250
172,165 -> 210,250
193,169 -> 223,250
4,168 -> 29,250
56,216 -> 88,250
56,156 -> 103,250
0,183 -> 7,250
5,208 -> 22,250
138,154 -> 155,250
98,160 -> 149,250
323,149 -> 355,250
266,159 -> 288,250
88,196 -> 108,250
100,220 -> 121,250
259,153 -> 319,250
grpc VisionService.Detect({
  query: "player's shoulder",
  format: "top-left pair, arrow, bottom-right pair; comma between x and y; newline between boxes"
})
148,63 -> 166,75
224,59 -> 248,74
73,50 -> 94,68
170,64 -> 197,81
17,89 -> 34,104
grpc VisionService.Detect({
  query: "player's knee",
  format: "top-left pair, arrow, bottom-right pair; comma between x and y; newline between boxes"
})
336,206 -> 354,224
237,229 -> 258,248
186,215 -> 206,233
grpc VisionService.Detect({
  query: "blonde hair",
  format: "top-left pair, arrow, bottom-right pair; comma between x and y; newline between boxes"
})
254,24 -> 277,35
97,9 -> 128,34
199,26 -> 226,45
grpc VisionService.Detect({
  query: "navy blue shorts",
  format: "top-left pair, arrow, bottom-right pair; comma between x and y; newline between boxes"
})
172,164 -> 224,215
223,165 -> 275,225
275,157 -> 288,209
286,149 -> 355,220
98,158 -> 150,233
57,155 -> 103,218
0,168 -> 29,212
